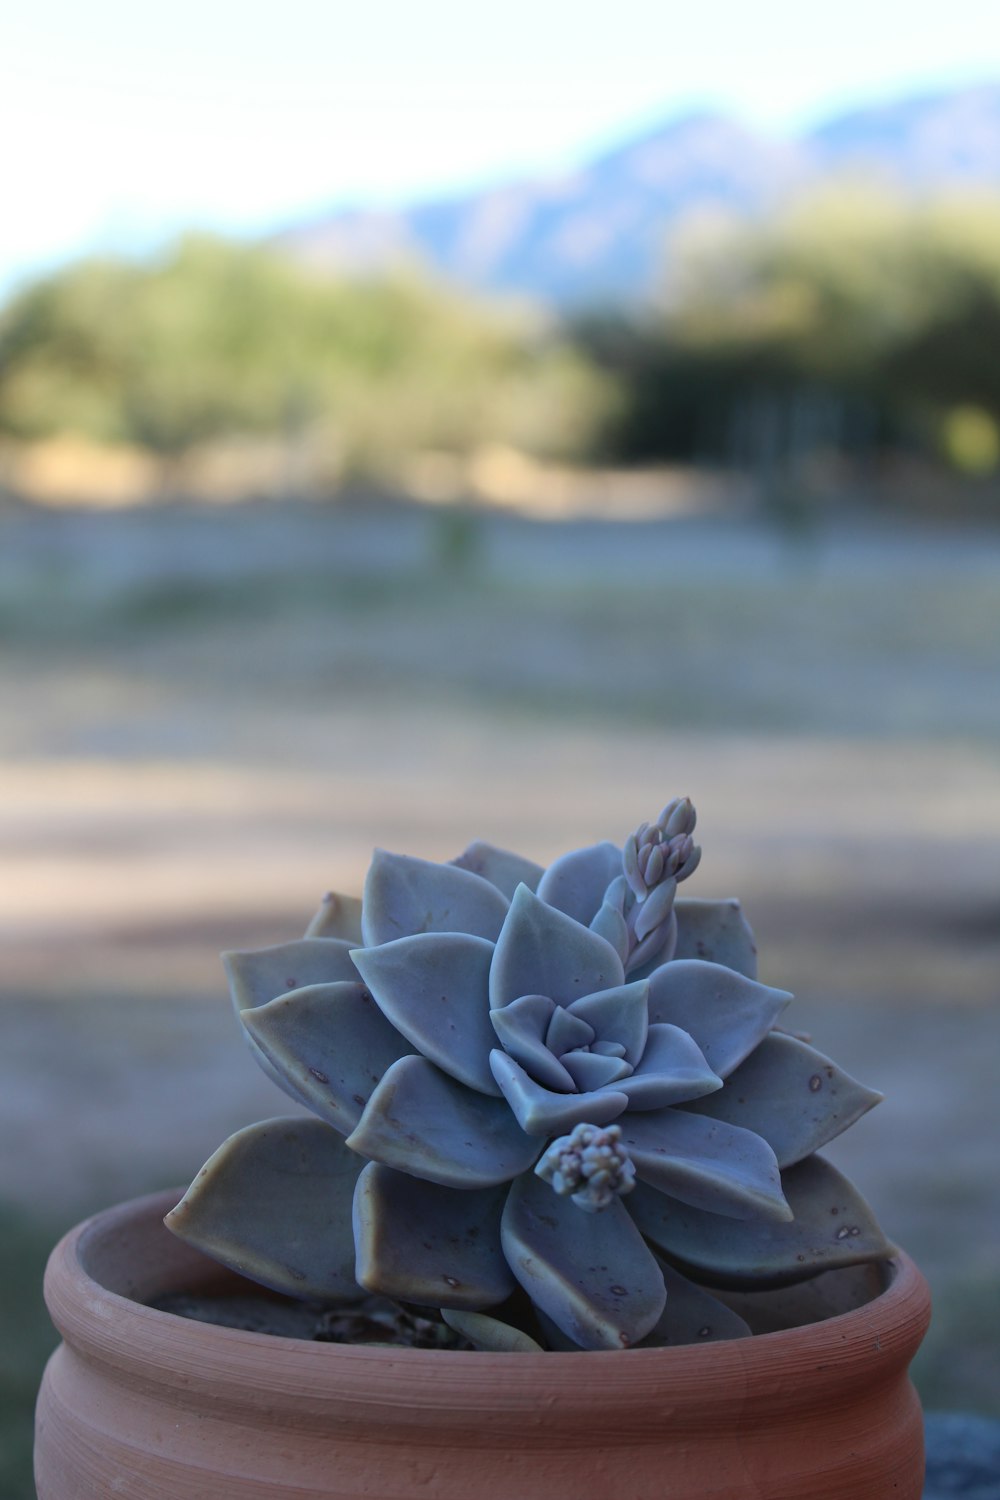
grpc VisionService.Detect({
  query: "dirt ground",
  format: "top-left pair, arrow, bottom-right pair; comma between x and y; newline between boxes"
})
2,496 -> 999,1418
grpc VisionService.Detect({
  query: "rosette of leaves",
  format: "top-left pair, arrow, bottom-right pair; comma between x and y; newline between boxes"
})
166,800 -> 891,1352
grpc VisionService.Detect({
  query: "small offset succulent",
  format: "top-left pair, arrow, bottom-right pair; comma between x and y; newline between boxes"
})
167,799 -> 892,1352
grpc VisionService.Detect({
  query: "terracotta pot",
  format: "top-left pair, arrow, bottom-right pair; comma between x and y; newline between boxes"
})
36,1187 -> 930,1500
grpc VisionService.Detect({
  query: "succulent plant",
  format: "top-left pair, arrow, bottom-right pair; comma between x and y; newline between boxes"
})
166,799 -> 892,1352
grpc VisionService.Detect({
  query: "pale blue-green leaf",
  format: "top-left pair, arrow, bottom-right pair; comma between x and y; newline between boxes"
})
501,1171 -> 666,1349
450,840 -> 544,899
224,939 -> 358,1013
490,996 -> 575,1092
361,848 -> 509,946
628,1153 -> 894,1288
164,1117 -> 363,1302
603,1024 -> 722,1110
346,1056 -> 539,1188
224,939 -> 359,1106
590,900 -> 629,965
440,1308 -> 543,1352
545,1006 -> 595,1056
636,1256 -> 752,1346
490,1050 -> 628,1136
241,981 -> 412,1135
560,1049 -> 632,1090
535,840 -> 623,926
626,910 -> 677,980
682,1033 -> 883,1168
350,932 -> 499,1095
620,1109 -> 790,1221
353,1162 -> 513,1309
490,884 -> 625,1010
304,890 -> 364,942
567,979 -> 650,1065
673,898 -> 758,979
647,960 -> 791,1078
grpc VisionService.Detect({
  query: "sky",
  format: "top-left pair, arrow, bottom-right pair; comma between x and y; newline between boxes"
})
3,0 -> 1000,296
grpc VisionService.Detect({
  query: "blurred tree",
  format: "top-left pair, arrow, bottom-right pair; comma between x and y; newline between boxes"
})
0,237 -> 614,483
575,185 -> 1000,480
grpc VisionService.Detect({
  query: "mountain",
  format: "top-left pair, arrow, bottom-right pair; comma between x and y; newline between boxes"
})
276,83 -> 1000,307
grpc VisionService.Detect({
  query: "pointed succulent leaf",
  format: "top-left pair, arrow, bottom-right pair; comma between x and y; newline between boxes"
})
647,960 -> 791,1078
440,1308 -> 543,1352
590,883 -> 630,965
545,1006 -> 595,1056
353,1162 -> 514,1309
490,1050 -> 629,1136
501,1171 -> 666,1350
567,980 -> 650,1065
490,996 -> 576,1091
241,981 -> 412,1135
346,1055 -> 539,1188
628,1153 -> 894,1288
361,848 -> 510,946
450,840 -> 544,899
165,1118 -> 363,1302
535,840 -> 624,926
560,1050 -> 632,1090
606,1024 -> 722,1110
637,1256 -> 752,1347
682,1033 -> 883,1168
304,890 -> 364,942
224,938 -> 358,1013
673,898 -> 758,979
224,940 -> 360,1105
350,932 -> 499,1095
490,884 -> 625,1010
620,1109 -> 790,1221
626,910 -> 678,979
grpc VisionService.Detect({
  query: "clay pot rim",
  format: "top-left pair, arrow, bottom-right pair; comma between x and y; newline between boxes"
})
44,1187 -> 931,1428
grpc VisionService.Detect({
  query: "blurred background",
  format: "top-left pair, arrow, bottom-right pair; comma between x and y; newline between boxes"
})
3,2 -> 1000,1493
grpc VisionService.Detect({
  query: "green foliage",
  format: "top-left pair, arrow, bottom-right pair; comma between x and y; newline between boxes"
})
578,186 -> 1000,472
0,236 -> 612,471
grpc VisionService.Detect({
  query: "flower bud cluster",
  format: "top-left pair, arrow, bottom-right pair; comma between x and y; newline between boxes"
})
619,798 -> 701,971
535,1122 -> 637,1214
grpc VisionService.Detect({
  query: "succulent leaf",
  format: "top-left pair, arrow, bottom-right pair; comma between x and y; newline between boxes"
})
647,960 -> 791,1078
489,883 -> 625,1010
559,1050 -> 632,1090
440,1308 -> 544,1352
672,898 -> 758,979
637,1256 -> 752,1346
682,1033 -> 883,1168
628,1153 -> 894,1288
346,1056 -> 540,1188
489,995 -> 576,1091
607,1023 -> 722,1110
164,1117 -> 364,1302
589,874 -> 631,964
544,1006 -> 595,1055
620,1110 -> 791,1221
304,890 -> 364,943
501,1171 -> 666,1350
240,981 -> 413,1135
361,849 -> 510,946
350,931 -> 500,1096
566,979 -> 650,1066
450,840 -> 545,899
224,939 -> 360,1105
353,1162 -> 514,1309
224,938 -> 358,1013
535,840 -> 624,926
490,1050 -> 629,1136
